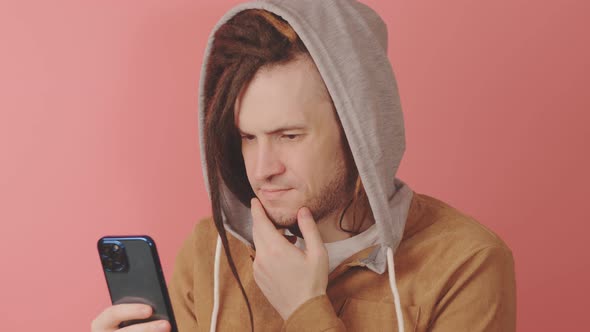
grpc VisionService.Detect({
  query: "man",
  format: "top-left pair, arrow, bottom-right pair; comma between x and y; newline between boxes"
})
92,1 -> 516,331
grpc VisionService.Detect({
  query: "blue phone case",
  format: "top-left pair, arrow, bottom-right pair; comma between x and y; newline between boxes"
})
98,235 -> 178,331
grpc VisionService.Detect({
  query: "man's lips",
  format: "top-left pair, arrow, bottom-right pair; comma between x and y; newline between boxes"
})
259,188 -> 292,200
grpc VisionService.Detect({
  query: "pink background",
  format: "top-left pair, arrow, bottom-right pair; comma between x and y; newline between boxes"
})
1,0 -> 588,331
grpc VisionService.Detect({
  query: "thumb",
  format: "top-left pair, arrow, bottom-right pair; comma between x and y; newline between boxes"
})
297,207 -> 325,253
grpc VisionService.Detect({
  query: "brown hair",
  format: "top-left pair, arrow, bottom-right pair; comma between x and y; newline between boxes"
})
203,9 -> 372,331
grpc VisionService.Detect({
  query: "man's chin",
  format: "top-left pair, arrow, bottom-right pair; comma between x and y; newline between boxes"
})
262,206 -> 304,237
268,215 -> 297,229
266,214 -> 303,238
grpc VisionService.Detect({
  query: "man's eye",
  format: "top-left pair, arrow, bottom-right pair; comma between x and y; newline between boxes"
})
241,135 -> 255,141
282,134 -> 298,140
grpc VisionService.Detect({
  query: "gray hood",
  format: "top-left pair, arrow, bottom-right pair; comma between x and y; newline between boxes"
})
198,0 -> 413,274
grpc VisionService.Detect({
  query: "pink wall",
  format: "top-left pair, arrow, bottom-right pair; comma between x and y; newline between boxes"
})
1,0 -> 588,330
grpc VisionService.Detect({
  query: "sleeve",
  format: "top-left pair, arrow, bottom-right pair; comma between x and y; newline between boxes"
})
281,295 -> 346,332
429,245 -> 517,332
168,226 -> 199,331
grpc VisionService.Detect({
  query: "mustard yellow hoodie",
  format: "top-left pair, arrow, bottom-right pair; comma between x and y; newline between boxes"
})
169,193 -> 516,331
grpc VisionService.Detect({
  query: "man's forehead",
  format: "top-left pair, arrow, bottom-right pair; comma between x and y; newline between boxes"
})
235,101 -> 309,132
234,58 -> 334,131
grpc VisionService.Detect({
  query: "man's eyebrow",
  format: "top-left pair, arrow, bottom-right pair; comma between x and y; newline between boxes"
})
239,125 -> 307,135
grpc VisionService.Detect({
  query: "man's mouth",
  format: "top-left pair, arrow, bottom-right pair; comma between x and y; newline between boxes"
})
259,188 -> 292,200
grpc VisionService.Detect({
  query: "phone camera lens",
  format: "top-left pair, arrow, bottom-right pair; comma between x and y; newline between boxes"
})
100,241 -> 128,272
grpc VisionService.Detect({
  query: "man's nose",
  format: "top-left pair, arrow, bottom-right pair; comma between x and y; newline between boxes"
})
253,143 -> 285,181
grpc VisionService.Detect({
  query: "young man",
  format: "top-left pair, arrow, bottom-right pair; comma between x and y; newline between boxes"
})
92,1 -> 516,331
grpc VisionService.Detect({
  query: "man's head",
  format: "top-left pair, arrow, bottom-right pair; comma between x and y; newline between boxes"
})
204,9 -> 370,234
234,55 -> 357,229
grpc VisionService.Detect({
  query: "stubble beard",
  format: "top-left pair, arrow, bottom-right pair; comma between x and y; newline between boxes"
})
265,160 -> 357,238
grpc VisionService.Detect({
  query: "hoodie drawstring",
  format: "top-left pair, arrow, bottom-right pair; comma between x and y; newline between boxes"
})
387,246 -> 405,332
210,236 -> 405,332
210,235 -> 222,332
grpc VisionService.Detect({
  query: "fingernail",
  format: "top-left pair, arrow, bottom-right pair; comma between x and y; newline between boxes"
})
142,305 -> 152,316
299,207 -> 311,218
157,320 -> 170,331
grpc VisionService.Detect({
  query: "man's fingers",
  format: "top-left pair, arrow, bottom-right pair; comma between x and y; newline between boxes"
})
91,304 -> 152,331
251,198 -> 266,248
297,207 -> 325,254
118,320 -> 171,332
251,198 -> 292,251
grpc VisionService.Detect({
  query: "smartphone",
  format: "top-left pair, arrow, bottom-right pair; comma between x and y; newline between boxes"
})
97,235 -> 178,331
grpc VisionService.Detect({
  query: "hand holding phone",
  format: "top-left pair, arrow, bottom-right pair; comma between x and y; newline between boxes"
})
95,236 -> 177,332
91,303 -> 171,332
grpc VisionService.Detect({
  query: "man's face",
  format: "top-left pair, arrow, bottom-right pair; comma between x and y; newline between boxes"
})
235,56 -> 355,229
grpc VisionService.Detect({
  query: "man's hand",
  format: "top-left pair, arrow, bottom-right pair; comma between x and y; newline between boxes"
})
250,198 -> 329,320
